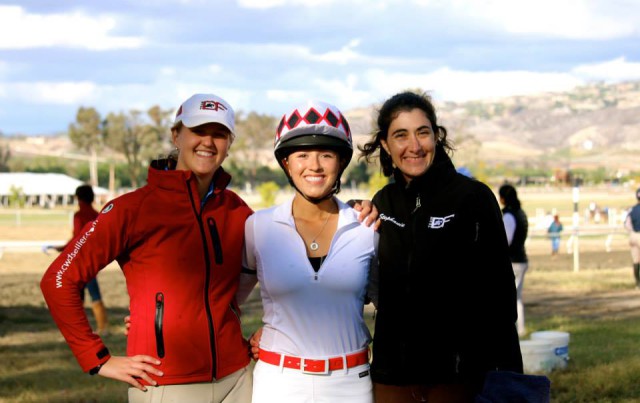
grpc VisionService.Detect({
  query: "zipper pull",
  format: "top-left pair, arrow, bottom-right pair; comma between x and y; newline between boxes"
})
412,195 -> 421,214
314,273 -> 318,281
475,222 -> 479,241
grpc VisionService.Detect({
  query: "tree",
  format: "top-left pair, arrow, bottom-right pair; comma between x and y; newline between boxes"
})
9,185 -> 25,208
104,109 -> 163,188
68,107 -> 103,186
0,143 -> 10,172
257,181 -> 280,208
232,111 -> 278,187
146,105 -> 174,156
368,171 -> 388,197
344,161 -> 370,186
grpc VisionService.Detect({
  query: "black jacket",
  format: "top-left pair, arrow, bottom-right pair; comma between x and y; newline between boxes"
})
502,206 -> 528,263
370,146 -> 523,387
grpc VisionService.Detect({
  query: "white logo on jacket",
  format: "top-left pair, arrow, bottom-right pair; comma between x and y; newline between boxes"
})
380,213 -> 405,228
55,220 -> 99,288
428,214 -> 455,229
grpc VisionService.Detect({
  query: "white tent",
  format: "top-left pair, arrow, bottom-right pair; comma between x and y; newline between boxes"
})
0,173 -> 110,208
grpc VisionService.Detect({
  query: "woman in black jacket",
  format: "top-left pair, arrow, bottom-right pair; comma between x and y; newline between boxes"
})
360,91 -> 522,403
499,183 -> 529,336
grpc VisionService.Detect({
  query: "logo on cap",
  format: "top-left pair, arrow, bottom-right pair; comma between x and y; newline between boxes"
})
200,101 -> 227,112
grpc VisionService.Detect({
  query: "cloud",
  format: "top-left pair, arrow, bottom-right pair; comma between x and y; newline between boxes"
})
0,61 -> 8,78
572,57 -> 640,82
412,0 -> 640,40
0,81 -> 97,104
234,0 -> 640,40
266,89 -> 308,103
0,5 -> 145,50
362,68 -> 584,102
238,0 -> 342,9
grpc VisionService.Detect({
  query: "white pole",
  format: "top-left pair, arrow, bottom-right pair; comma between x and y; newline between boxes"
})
90,149 -> 98,187
572,186 -> 580,273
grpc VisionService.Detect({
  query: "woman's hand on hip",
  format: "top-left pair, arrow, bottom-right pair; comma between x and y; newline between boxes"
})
249,327 -> 263,361
97,355 -> 163,391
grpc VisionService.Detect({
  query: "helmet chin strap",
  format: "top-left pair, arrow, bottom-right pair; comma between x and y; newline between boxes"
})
293,180 -> 339,204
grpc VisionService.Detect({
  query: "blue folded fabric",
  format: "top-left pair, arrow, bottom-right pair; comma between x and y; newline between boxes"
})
475,370 -> 551,403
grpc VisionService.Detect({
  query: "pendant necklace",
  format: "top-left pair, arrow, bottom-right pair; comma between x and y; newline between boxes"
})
309,212 -> 332,251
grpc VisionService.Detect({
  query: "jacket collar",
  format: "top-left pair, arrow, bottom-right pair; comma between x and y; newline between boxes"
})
147,158 -> 232,195
392,144 -> 457,192
273,196 -> 360,230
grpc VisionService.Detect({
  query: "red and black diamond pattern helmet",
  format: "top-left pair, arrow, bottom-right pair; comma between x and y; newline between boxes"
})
274,101 -> 353,167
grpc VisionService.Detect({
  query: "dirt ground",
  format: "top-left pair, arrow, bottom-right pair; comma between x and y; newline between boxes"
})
524,249 -> 640,322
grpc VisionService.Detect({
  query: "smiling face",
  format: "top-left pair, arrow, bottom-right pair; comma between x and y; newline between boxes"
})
172,122 -> 232,182
381,108 -> 437,183
283,148 -> 341,200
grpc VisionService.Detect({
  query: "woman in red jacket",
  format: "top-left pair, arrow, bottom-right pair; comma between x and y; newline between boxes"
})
41,93 -> 254,402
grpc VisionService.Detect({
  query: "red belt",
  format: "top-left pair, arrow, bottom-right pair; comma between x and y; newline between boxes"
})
258,348 -> 370,374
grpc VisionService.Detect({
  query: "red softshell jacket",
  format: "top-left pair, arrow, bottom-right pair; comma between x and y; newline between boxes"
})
41,164 -> 253,385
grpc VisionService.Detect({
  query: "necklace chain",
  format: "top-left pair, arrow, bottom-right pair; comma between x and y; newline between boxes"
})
309,211 -> 331,251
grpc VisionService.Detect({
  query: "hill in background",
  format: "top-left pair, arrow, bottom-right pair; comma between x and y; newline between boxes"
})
347,80 -> 640,174
5,80 -> 640,175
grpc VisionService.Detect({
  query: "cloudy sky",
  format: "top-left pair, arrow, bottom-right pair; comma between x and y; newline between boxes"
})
1,0 -> 639,135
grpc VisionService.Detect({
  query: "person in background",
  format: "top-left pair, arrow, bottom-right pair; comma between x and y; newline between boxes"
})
547,214 -> 563,257
41,93 -> 254,402
624,187 -> 640,289
239,101 -> 377,403
51,184 -> 109,335
360,91 -> 522,402
499,183 -> 529,337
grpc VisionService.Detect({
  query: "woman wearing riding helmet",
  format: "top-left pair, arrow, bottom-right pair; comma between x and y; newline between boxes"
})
239,100 -> 378,403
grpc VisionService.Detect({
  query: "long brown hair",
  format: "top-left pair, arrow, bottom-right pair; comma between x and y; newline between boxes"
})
358,91 -> 453,177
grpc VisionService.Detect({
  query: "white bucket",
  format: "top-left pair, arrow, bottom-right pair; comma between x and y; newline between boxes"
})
520,339 -> 555,374
530,330 -> 570,370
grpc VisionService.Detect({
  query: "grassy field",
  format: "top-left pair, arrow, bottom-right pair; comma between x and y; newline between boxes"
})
1,186 -> 639,402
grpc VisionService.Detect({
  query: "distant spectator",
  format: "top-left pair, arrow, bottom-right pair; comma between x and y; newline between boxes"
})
624,188 -> 640,289
499,183 -> 529,336
589,201 -> 597,222
547,215 -> 563,257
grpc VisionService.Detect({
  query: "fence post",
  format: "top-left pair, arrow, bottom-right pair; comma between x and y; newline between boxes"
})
572,186 -> 580,273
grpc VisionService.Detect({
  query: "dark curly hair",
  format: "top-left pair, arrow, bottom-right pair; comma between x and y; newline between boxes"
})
358,91 -> 453,177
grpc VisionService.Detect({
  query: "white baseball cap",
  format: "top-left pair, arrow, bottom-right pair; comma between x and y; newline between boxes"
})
174,93 -> 235,134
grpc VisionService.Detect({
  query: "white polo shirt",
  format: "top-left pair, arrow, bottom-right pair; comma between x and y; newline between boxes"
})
243,197 -> 377,358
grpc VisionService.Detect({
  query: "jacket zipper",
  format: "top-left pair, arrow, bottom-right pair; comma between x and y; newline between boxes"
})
407,193 -> 421,272
412,195 -> 421,214
155,292 -> 165,358
187,183 -> 217,379
207,218 -> 224,264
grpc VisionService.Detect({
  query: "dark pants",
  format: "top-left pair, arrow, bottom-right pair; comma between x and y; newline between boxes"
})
374,382 -> 477,403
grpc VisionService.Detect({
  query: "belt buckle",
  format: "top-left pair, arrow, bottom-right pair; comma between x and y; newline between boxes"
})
301,357 -> 330,374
